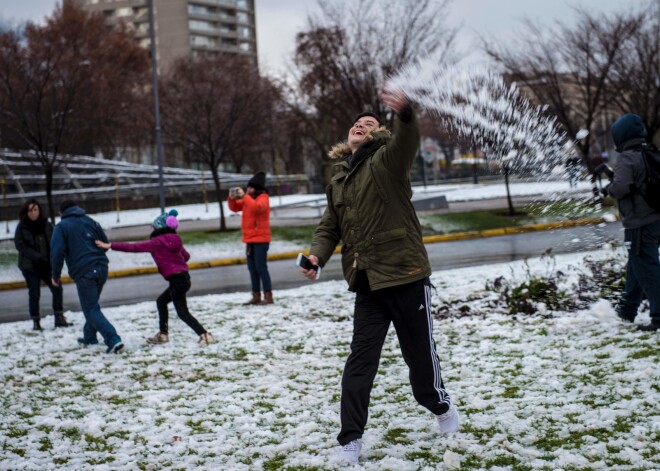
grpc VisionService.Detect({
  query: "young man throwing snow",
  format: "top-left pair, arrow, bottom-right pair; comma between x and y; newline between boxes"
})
301,86 -> 459,464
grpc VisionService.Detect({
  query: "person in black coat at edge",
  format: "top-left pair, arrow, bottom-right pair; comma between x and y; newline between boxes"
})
604,113 -> 660,332
14,199 -> 72,330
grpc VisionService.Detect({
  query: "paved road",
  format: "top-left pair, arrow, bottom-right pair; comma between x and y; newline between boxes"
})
1,221 -> 621,323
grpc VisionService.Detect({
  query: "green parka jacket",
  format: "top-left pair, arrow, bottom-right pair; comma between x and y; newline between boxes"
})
310,109 -> 431,291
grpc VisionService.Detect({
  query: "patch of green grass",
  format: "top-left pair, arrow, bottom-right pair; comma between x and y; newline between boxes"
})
405,449 -> 441,462
459,453 -> 484,468
461,423 -> 502,444
284,344 -> 304,353
485,454 -> 530,470
271,226 -> 317,244
254,401 -> 275,412
416,201 -> 617,236
420,210 -> 530,235
107,395 -> 133,405
383,427 -> 412,445
186,419 -> 209,434
61,427 -> 82,441
629,347 -> 655,359
106,430 -> 131,440
53,457 -> 70,465
262,452 -> 286,470
232,348 -> 248,361
501,386 -> 521,398
0,248 -> 16,269
84,434 -> 114,453
5,427 -> 28,438
8,447 -> 26,457
38,436 -> 53,452
177,225 -> 316,247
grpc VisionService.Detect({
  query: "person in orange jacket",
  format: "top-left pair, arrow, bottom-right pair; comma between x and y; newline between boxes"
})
228,171 -> 273,305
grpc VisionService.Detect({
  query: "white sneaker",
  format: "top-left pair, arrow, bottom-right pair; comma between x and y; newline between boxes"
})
437,405 -> 460,434
338,438 -> 362,464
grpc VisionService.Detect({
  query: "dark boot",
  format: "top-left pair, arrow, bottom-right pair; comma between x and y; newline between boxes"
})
261,292 -> 274,305
32,319 -> 43,331
54,313 -> 73,328
637,321 -> 660,332
243,292 -> 261,305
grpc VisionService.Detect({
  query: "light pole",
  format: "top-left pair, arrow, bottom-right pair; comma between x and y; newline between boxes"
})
148,0 -> 166,213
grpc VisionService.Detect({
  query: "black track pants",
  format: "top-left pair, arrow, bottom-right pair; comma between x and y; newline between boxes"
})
156,272 -> 207,336
337,278 -> 451,445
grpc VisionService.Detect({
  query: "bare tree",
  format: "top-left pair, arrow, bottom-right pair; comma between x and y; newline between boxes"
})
0,3 -> 149,223
160,56 -> 276,231
608,6 -> 660,140
484,8 -> 643,172
293,0 -> 457,182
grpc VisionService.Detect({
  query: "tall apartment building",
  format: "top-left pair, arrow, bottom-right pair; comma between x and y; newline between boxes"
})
74,0 -> 257,71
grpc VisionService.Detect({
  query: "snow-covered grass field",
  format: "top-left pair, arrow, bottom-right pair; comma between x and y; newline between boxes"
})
1,251 -> 657,470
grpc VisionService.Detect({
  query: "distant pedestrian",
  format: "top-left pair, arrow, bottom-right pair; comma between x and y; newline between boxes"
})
566,156 -> 581,188
14,199 -> 71,331
604,113 -> 660,332
50,200 -> 124,353
300,85 -> 458,465
95,209 -> 216,345
228,171 -> 274,305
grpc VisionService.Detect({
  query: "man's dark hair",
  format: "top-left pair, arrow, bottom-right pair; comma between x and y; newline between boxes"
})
59,200 -> 78,213
353,111 -> 384,126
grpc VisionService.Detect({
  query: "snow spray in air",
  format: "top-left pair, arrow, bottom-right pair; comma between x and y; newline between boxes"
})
390,60 -> 609,225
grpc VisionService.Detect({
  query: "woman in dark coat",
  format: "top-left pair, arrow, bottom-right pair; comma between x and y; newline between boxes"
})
14,199 -> 71,330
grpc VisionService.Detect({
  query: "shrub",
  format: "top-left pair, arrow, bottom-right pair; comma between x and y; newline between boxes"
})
486,250 -> 573,315
575,254 -> 627,306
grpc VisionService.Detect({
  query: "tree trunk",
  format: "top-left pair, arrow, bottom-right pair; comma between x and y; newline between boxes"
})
210,165 -> 227,231
504,164 -> 515,216
45,166 -> 57,225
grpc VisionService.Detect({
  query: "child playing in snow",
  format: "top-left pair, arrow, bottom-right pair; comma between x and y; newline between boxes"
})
95,209 -> 215,345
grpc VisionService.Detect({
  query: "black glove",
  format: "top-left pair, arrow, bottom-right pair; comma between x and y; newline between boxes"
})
600,184 -> 610,197
594,164 -> 614,180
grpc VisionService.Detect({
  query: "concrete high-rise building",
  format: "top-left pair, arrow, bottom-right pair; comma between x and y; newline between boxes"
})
75,0 -> 257,71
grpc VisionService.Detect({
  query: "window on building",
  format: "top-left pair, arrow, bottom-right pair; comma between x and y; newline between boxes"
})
189,20 -> 215,32
238,26 -> 250,38
115,7 -> 133,18
191,35 -> 217,48
237,0 -> 248,8
236,12 -> 249,23
188,4 -> 214,16
135,23 -> 150,35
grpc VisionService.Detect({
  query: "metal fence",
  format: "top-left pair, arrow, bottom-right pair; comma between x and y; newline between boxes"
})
0,149 -> 310,218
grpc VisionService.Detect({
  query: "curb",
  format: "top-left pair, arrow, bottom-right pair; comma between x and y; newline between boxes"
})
0,216 -> 615,291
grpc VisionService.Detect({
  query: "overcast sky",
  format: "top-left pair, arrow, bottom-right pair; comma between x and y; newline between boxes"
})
0,0 -> 652,76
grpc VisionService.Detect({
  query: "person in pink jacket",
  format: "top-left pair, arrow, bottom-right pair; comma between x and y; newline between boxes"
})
96,210 -> 215,345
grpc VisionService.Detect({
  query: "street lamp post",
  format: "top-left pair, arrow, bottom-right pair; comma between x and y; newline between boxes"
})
148,0 -> 166,213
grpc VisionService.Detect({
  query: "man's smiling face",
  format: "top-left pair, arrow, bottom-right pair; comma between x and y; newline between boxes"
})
347,116 -> 380,152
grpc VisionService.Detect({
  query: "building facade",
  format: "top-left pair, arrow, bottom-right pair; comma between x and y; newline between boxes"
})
75,0 -> 257,71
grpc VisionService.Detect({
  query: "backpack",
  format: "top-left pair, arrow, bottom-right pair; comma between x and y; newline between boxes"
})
638,142 -> 660,212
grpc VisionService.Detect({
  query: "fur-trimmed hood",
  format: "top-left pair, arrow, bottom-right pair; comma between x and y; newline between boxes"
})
327,126 -> 391,160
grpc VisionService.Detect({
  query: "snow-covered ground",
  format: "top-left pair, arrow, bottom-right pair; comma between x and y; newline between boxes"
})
1,250 -> 657,470
0,180 -> 596,283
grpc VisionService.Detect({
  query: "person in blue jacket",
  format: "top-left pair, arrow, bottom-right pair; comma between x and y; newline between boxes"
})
50,200 -> 124,353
